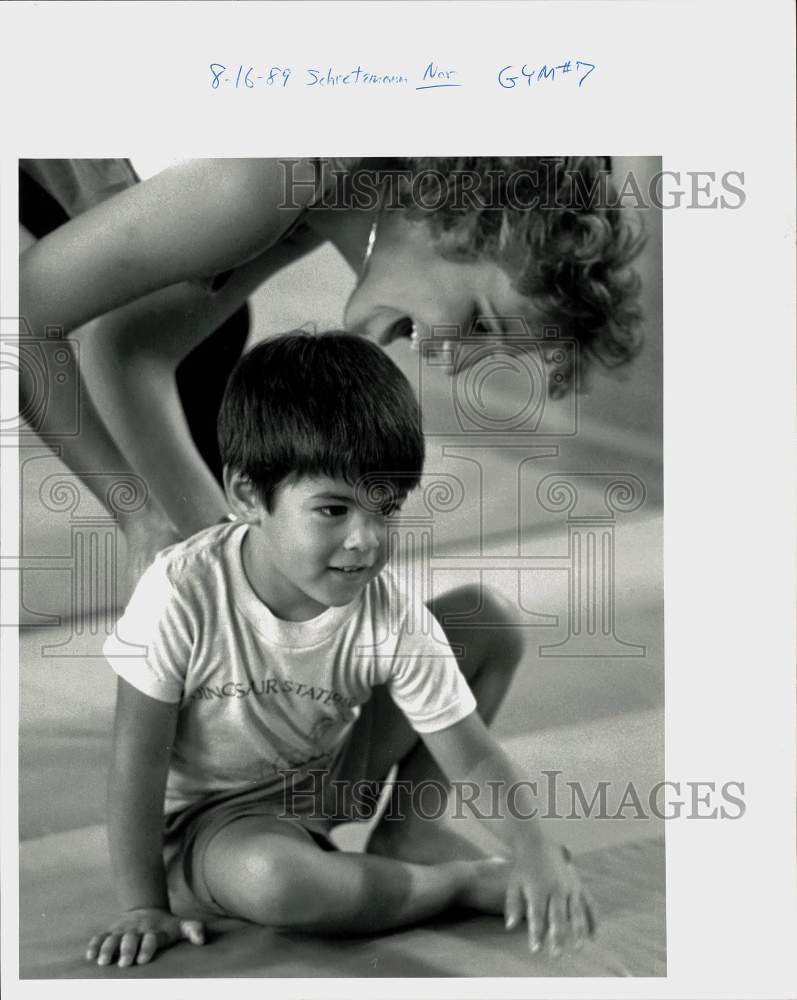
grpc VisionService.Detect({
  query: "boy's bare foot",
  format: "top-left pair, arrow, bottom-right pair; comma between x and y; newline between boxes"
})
452,857 -> 513,915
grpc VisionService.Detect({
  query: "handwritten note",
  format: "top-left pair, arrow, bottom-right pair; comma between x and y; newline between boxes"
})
497,60 -> 596,88
209,60 -> 597,92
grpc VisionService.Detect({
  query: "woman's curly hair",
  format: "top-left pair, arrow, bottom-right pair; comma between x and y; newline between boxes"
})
349,156 -> 646,395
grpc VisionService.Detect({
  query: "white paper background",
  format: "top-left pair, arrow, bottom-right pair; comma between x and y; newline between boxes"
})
1,1 -> 795,997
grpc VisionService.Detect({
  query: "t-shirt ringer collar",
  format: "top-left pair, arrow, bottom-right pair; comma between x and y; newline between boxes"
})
226,523 -> 361,647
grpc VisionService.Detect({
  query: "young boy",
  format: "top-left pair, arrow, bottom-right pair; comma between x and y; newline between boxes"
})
88,332 -> 595,969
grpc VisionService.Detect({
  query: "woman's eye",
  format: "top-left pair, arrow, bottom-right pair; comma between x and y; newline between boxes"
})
383,317 -> 414,345
318,505 -> 348,517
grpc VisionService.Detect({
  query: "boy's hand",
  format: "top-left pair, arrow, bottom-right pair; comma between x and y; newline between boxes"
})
86,907 -> 205,968
504,841 -> 597,956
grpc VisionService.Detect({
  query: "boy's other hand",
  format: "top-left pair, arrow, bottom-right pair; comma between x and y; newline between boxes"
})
504,841 -> 597,957
85,907 -> 205,968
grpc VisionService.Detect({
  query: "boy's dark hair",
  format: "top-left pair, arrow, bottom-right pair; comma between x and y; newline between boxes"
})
218,331 -> 425,511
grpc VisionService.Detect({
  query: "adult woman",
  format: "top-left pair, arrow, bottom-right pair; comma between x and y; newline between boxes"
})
20,156 -> 643,580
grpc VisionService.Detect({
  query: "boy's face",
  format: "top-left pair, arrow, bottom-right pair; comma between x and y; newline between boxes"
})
230,472 -> 395,622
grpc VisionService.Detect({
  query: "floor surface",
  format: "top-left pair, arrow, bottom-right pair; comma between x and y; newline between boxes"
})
19,522 -> 665,979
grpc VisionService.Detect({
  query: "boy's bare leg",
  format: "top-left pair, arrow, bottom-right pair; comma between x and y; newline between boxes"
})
366,585 -> 525,864
201,816 -> 512,934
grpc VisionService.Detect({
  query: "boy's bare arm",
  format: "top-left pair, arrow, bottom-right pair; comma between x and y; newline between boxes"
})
422,712 -> 596,955
420,712 -> 542,842
86,677 -> 204,968
108,677 -> 177,909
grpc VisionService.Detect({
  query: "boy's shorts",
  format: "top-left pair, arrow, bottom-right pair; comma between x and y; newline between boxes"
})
164,684 -> 405,918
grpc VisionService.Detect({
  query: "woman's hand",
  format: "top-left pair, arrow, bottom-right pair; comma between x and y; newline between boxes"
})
86,907 -> 205,968
504,841 -> 597,956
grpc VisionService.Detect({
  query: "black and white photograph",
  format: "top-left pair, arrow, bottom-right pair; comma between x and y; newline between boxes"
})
16,153 -> 664,979
2,3 -> 795,998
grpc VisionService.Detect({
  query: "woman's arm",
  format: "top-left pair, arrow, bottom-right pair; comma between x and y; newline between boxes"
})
76,223 -> 327,538
20,157 -> 321,339
20,159 -> 326,557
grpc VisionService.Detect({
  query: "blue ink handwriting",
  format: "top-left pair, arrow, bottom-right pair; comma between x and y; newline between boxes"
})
208,60 -> 597,94
209,61 -> 459,92
210,64 -> 291,89
497,60 -> 596,89
306,66 -> 408,87
416,62 -> 461,91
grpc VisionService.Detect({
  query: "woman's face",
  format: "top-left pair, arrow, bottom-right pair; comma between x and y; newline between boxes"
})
343,213 -> 540,364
